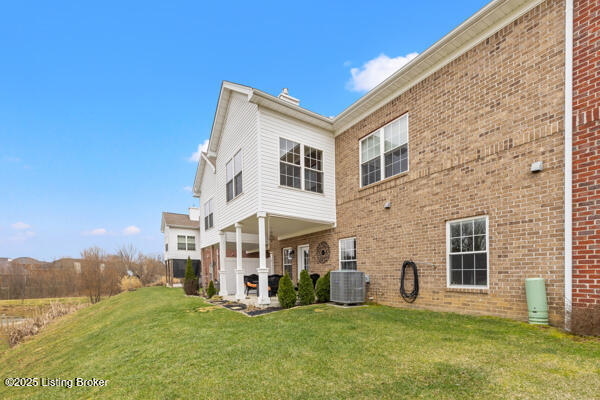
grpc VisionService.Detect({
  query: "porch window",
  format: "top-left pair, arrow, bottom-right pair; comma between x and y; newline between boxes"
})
304,146 -> 323,193
360,114 -> 408,187
204,199 -> 213,230
339,238 -> 357,270
283,248 -> 293,277
447,216 -> 488,287
187,236 -> 196,251
226,150 -> 243,201
280,138 -> 301,189
177,235 -> 186,250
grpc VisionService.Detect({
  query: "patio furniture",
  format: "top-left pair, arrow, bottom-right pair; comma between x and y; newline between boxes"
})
268,274 -> 282,296
310,273 -> 320,288
244,274 -> 259,295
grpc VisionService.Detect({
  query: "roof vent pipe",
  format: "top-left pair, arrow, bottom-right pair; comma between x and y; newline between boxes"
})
278,88 -> 300,106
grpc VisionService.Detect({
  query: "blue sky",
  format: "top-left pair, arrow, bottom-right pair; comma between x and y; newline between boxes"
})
0,0 -> 489,261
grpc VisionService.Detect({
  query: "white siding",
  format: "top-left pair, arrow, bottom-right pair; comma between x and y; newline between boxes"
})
214,92 -> 259,231
164,226 -> 202,261
199,161 -> 219,248
258,107 -> 336,223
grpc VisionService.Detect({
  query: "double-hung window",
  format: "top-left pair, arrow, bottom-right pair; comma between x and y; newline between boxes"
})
282,248 -> 293,277
280,138 -> 301,189
177,235 -> 196,251
447,216 -> 488,287
226,150 -> 243,201
304,146 -> 323,193
279,138 -> 324,193
339,238 -> 357,270
204,199 -> 213,230
360,114 -> 408,187
177,235 -> 186,251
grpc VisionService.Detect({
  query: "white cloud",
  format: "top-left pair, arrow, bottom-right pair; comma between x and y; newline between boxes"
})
83,228 -> 107,236
347,52 -> 419,92
183,186 -> 193,192
188,140 -> 209,162
123,225 -> 141,236
11,222 -> 31,230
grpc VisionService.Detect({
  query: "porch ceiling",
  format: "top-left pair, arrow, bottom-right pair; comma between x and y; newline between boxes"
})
223,214 -> 334,241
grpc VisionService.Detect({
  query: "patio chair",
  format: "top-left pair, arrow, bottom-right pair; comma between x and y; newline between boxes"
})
268,274 -> 281,296
244,274 -> 259,295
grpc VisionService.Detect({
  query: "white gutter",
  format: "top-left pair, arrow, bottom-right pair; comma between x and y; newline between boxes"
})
564,0 -> 573,329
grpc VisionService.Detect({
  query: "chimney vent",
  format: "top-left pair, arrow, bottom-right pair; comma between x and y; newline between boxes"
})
278,88 -> 300,106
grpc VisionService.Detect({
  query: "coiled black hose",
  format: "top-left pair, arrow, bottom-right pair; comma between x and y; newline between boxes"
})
400,260 -> 419,303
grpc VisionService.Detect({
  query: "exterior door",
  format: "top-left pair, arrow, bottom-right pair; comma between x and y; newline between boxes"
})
298,245 -> 309,280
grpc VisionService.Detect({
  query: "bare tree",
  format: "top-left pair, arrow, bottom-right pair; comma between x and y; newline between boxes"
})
80,247 -> 106,304
116,244 -> 138,274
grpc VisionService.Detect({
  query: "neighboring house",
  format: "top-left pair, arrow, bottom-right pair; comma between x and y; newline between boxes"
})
161,210 -> 202,287
186,0 -> 597,328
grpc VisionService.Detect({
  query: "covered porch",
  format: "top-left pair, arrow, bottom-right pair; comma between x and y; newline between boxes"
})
218,212 -> 334,307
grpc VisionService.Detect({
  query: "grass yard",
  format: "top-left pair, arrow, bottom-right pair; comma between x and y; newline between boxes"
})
0,287 -> 598,399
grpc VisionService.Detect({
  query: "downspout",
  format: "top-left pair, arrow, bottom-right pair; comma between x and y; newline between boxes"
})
564,0 -> 573,329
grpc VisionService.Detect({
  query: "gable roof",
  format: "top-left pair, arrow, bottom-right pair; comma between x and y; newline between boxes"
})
161,212 -> 199,232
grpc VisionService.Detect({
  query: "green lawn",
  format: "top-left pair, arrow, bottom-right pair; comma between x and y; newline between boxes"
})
0,287 -> 598,399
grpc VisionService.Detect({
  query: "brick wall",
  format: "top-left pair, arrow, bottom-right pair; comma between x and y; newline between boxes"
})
272,0 -> 566,324
572,0 -> 600,306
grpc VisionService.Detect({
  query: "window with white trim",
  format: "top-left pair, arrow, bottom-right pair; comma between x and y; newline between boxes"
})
226,150 -> 243,201
339,237 -> 357,270
447,217 -> 488,287
282,248 -> 293,277
304,145 -> 323,193
204,199 -> 213,230
360,114 -> 408,187
280,138 -> 301,189
177,235 -> 196,251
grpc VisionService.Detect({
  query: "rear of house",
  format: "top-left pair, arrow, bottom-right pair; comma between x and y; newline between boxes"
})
183,0 -> 598,328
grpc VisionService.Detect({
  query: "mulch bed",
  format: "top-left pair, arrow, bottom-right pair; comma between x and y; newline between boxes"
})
206,299 -> 283,317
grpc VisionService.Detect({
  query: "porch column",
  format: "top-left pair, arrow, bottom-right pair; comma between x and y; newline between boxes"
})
218,231 -> 227,296
257,212 -> 270,305
235,223 -> 245,301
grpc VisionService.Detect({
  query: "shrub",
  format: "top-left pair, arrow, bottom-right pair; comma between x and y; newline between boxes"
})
571,304 -> 600,336
298,269 -> 315,305
120,276 -> 142,292
206,280 -> 216,298
277,273 -> 296,309
315,271 -> 330,303
183,257 -> 198,296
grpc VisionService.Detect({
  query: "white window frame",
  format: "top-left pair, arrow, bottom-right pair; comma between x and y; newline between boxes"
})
359,113 -> 409,188
338,237 -> 357,270
279,137 -> 324,194
446,216 -> 489,289
177,235 -> 186,251
226,150 -> 243,202
282,247 -> 293,277
204,198 -> 214,230
186,236 -> 196,251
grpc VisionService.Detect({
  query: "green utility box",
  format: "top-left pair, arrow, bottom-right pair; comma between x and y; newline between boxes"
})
525,278 -> 549,325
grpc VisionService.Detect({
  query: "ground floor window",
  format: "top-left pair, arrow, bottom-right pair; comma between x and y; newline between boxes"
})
339,238 -> 357,270
283,248 -> 293,277
447,216 -> 488,287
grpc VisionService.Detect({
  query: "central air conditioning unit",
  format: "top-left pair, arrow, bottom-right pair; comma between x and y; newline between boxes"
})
330,271 -> 366,304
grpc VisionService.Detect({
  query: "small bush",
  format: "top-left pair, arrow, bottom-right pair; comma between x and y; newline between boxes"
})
120,276 -> 142,291
183,257 -> 199,295
571,304 -> 600,336
298,270 -> 315,305
277,273 -> 296,309
206,280 -> 216,298
315,271 -> 331,303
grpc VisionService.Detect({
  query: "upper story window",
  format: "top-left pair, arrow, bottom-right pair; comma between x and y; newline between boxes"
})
226,150 -> 243,201
304,146 -> 323,193
177,235 -> 196,251
360,114 -> 408,187
204,199 -> 213,230
279,138 -> 324,193
447,216 -> 488,288
280,138 -> 301,189
339,237 -> 357,270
